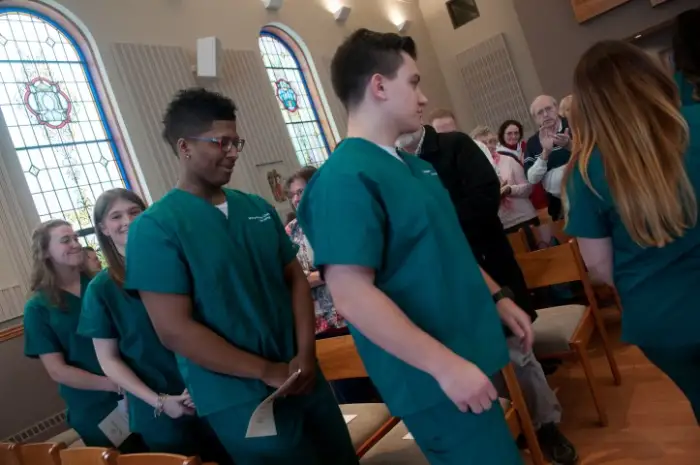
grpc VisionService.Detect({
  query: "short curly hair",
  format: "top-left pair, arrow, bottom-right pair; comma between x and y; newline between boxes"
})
161,88 -> 238,153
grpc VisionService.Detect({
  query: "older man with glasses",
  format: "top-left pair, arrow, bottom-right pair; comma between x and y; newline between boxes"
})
524,95 -> 572,221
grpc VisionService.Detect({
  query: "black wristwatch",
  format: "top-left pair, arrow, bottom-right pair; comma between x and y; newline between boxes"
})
492,286 -> 515,304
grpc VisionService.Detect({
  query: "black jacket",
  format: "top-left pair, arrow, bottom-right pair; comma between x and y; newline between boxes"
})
418,125 -> 502,252
419,125 -> 537,323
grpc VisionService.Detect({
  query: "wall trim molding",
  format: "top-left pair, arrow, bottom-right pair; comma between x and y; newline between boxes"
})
0,324 -> 24,343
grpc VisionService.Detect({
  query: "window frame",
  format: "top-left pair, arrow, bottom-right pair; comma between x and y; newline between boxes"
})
0,3 -> 141,239
259,25 -> 337,167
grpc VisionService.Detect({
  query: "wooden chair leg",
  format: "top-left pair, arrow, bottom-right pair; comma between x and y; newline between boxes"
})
502,363 -> 547,465
573,342 -> 609,427
591,305 -> 622,386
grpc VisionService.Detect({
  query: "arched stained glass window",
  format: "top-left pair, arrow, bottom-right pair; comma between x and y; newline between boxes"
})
0,7 -> 129,248
258,27 -> 335,168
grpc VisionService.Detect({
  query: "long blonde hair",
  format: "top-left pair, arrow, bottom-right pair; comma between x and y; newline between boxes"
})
29,219 -> 73,308
563,40 -> 695,247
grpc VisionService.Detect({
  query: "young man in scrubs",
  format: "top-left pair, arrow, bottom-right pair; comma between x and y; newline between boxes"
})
297,29 -> 532,464
124,88 -> 357,465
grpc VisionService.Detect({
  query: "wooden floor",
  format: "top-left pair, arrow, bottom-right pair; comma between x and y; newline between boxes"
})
537,324 -> 700,464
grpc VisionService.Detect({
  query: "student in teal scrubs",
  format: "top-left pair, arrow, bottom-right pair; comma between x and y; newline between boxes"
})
77,188 -> 232,463
297,29 -> 533,464
563,40 -> 700,422
123,88 -> 357,465
24,220 -> 144,451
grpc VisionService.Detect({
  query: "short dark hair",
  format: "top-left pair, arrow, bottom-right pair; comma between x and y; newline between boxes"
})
497,119 -> 524,146
673,8 -> 700,100
331,28 -> 417,109
162,88 -> 238,152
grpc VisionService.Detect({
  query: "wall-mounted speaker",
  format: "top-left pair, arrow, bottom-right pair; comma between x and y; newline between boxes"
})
196,37 -> 221,79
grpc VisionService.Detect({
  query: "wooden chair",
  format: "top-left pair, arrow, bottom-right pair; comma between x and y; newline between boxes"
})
111,453 -> 202,465
515,238 -> 622,426
316,335 -> 400,457
16,442 -> 65,465
59,447 -> 114,465
1,442 -> 21,465
507,229 -> 529,255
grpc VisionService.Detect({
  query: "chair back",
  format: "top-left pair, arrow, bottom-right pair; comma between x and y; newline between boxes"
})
60,447 -> 114,465
17,443 -> 65,465
0,442 -> 21,465
116,453 -> 202,465
515,240 -> 586,290
507,229 -> 530,254
316,335 -> 368,381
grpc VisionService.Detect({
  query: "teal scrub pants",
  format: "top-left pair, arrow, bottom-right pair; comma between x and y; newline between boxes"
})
70,421 -> 146,452
402,399 -> 522,465
205,378 -> 358,465
138,416 -> 233,464
640,344 -> 700,423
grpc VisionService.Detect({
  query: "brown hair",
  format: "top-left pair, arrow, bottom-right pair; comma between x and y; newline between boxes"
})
93,188 -> 148,286
563,40 -> 694,247
284,166 -> 317,193
427,108 -> 455,124
29,219 -> 73,308
673,8 -> 700,101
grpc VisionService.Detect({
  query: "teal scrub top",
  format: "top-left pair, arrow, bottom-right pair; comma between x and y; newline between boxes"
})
24,275 -> 120,420
297,138 -> 509,417
78,269 -> 186,432
565,104 -> 700,348
124,188 -> 299,416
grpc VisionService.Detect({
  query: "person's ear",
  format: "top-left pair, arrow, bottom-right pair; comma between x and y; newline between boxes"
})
368,74 -> 388,102
176,138 -> 190,159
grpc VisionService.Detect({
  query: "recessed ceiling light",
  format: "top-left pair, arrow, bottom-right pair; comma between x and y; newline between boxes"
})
635,34 -> 642,39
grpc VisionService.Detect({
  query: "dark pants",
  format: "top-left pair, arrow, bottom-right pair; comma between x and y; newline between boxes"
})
639,344 -> 700,423
316,328 -> 382,404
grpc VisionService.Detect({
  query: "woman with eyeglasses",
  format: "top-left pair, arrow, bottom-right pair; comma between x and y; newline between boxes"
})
122,88 -> 357,464
564,39 -> 700,422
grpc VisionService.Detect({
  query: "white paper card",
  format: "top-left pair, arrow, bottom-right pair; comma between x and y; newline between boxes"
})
343,414 -> 357,424
98,401 -> 131,447
403,433 -> 414,440
246,369 -> 301,438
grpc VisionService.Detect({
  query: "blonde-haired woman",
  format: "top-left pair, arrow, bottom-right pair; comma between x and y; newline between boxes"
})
23,220 -> 145,450
564,40 -> 700,422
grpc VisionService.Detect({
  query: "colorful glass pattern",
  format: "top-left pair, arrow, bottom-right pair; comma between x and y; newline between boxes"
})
0,10 -> 128,248
258,32 -> 330,167
275,79 -> 298,112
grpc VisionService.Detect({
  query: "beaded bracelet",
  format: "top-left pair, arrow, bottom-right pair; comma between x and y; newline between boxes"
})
154,394 -> 167,418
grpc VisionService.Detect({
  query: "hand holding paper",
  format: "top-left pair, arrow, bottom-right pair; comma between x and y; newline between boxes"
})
246,369 -> 302,438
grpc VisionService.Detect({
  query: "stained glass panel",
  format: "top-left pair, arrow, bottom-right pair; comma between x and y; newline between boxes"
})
258,32 -> 330,167
0,10 -> 128,249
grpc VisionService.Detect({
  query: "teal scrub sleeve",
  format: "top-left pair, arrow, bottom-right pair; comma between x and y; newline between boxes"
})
268,205 -> 299,266
77,280 -> 117,339
124,215 -> 191,295
24,301 -> 62,358
564,165 -> 610,239
298,172 -> 385,270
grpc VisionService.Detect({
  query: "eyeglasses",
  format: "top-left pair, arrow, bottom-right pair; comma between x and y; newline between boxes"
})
187,136 -> 246,153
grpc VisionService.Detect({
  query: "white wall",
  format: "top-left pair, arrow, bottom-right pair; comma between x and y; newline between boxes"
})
418,0 -> 542,131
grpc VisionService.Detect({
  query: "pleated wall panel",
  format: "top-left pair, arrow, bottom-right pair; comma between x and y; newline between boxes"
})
0,114 -> 39,322
111,43 -> 197,200
318,55 -> 347,139
205,49 -> 300,209
455,34 -> 534,136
